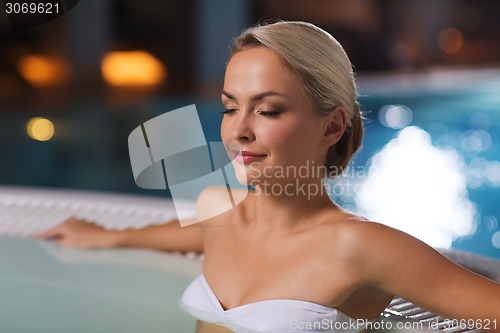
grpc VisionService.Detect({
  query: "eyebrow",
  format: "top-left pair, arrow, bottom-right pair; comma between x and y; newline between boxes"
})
221,90 -> 292,102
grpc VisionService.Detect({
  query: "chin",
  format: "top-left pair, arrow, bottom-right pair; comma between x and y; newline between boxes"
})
233,168 -> 267,187
230,162 -> 249,185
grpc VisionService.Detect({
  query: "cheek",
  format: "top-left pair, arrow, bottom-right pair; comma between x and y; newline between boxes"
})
257,121 -> 303,154
220,117 -> 230,142
267,120 -> 323,163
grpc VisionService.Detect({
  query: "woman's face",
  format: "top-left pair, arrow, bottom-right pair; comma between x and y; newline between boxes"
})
221,46 -> 334,187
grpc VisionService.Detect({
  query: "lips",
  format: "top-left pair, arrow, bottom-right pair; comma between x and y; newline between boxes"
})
231,150 -> 266,163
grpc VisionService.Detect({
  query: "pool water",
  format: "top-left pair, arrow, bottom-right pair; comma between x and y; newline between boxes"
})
0,237 -> 201,333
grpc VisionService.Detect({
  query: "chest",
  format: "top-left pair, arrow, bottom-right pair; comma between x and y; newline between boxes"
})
202,225 -> 355,310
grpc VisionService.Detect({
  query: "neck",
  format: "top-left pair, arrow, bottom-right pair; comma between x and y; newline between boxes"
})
243,177 -> 338,233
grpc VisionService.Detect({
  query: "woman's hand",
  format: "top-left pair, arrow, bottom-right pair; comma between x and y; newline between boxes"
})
35,217 -> 120,249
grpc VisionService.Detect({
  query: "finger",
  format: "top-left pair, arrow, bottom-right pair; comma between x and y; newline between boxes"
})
35,215 -> 80,239
35,224 -> 66,239
35,231 -> 63,240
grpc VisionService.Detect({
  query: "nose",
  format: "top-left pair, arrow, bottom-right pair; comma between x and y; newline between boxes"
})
228,110 -> 255,143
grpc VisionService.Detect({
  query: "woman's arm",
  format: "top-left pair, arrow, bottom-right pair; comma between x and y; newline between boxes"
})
348,221 -> 500,331
36,216 -> 203,253
36,186 -> 247,253
35,186 -> 239,252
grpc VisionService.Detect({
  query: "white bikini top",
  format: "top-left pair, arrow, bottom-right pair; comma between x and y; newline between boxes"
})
179,274 -> 372,333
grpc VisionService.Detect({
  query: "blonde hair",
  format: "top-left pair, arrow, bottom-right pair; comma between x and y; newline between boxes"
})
230,21 -> 363,177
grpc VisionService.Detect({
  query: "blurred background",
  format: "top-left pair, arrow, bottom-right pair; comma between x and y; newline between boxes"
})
0,0 -> 499,258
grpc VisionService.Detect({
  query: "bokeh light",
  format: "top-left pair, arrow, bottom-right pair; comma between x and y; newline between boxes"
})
101,51 -> 166,87
485,161 -> 500,187
492,231 -> 500,250
378,105 -> 413,129
26,117 -> 55,141
17,55 -> 69,88
483,216 -> 498,233
356,126 -> 476,248
460,130 -> 491,157
438,27 -> 464,54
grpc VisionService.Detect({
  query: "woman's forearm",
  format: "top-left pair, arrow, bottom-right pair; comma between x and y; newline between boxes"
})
112,218 -> 203,253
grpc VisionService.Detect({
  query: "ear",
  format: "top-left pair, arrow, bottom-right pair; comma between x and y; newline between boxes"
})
323,106 -> 347,147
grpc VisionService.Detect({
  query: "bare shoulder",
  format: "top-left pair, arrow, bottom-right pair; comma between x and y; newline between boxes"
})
320,215 -> 454,283
327,215 -> 416,245
314,214 -> 383,244
314,214 -> 427,265
196,186 -> 248,224
196,186 -> 229,205
339,218 -> 437,259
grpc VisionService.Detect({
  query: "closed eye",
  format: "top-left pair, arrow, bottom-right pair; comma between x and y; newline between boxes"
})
221,108 -> 237,115
258,111 -> 281,118
221,109 -> 281,117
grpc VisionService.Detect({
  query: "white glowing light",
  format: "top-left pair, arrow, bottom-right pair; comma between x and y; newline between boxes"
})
483,216 -> 498,233
436,134 -> 459,149
378,105 -> 413,129
485,161 -> 500,187
356,126 -> 476,248
492,232 -> 500,250
460,130 -> 491,157
467,157 -> 488,189
470,157 -> 488,169
466,167 -> 485,189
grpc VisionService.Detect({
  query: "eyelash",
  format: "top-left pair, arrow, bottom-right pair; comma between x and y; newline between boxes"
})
220,109 -> 281,118
221,109 -> 236,115
258,111 -> 280,118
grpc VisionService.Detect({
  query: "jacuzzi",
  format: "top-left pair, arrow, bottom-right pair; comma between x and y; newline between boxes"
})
0,186 -> 497,333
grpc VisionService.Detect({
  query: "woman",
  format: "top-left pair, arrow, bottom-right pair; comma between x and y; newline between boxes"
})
38,21 -> 500,332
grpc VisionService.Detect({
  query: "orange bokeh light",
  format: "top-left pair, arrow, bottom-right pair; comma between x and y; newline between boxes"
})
438,27 -> 464,54
101,51 -> 165,87
17,55 -> 69,87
